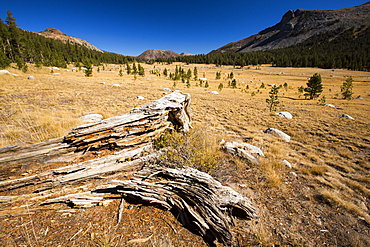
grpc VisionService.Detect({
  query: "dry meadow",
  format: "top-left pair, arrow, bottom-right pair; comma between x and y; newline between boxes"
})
0,63 -> 369,246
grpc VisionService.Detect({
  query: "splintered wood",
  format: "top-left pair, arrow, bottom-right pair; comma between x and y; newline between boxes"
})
0,91 -> 257,246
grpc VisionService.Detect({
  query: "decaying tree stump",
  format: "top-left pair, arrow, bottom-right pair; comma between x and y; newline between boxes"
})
0,91 -> 257,246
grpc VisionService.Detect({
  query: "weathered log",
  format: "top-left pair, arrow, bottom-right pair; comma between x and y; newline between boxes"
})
43,165 -> 258,246
0,91 -> 192,166
0,91 -> 258,246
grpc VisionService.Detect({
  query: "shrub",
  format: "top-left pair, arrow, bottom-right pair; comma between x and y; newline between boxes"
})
154,127 -> 220,174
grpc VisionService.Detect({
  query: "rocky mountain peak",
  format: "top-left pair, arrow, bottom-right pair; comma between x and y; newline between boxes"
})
40,28 -> 65,36
211,2 -> 370,54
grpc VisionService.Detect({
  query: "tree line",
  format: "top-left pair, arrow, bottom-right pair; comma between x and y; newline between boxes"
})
0,11 -> 135,69
156,26 -> 370,71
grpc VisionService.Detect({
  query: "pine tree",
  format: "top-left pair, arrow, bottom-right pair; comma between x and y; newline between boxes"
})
5,11 -> 18,28
84,63 -> 93,77
304,73 -> 323,99
126,63 -> 131,74
341,76 -> 354,100
216,71 -> 221,79
266,85 -> 282,111
193,67 -> 198,80
132,63 -> 138,75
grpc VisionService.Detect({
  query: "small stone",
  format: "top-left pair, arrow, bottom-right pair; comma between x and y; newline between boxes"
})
276,112 -> 292,119
338,114 -> 354,120
324,104 -> 336,108
282,160 -> 292,168
80,114 -> 103,123
264,128 -> 291,142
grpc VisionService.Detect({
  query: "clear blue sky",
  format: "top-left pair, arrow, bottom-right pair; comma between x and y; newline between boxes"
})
1,0 -> 367,56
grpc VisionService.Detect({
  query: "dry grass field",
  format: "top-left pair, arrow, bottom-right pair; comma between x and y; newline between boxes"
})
0,62 -> 369,246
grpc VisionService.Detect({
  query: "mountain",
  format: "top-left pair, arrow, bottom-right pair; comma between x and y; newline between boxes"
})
137,49 -> 181,60
212,2 -> 370,53
38,28 -> 103,52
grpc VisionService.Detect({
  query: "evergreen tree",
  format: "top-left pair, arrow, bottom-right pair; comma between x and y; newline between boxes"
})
138,63 -> 145,76
216,71 -> 221,79
230,79 -> 237,88
5,11 -> 17,28
218,83 -> 223,91
266,85 -> 282,111
126,63 -> 131,74
163,68 -> 168,77
193,67 -> 198,80
132,63 -> 138,75
341,76 -> 354,100
84,63 -> 93,77
186,69 -> 192,80
304,73 -> 323,99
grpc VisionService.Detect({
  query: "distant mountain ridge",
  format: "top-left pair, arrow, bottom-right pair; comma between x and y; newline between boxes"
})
212,2 -> 370,53
137,49 -> 192,60
37,28 -> 103,52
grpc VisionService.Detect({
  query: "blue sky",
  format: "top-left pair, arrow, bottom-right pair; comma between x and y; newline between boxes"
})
1,0 -> 367,56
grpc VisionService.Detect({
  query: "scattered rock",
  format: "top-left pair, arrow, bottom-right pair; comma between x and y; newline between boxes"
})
162,88 -> 171,92
338,114 -> 354,120
223,141 -> 264,165
52,67 -> 60,70
0,70 -> 10,75
290,172 -> 298,177
100,82 -> 106,85
264,128 -> 291,142
28,76 -> 35,80
80,114 -> 103,123
137,96 -> 145,100
52,73 -> 60,76
282,160 -> 292,168
112,84 -> 121,87
268,84 -> 276,87
276,112 -> 292,119
210,91 -> 219,95
324,104 -> 336,108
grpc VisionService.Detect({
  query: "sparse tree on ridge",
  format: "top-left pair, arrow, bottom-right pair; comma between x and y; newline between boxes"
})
304,73 -> 323,99
5,10 -> 18,28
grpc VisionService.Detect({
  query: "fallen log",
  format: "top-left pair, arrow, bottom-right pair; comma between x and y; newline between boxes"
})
0,91 -> 258,246
0,90 -> 192,166
44,165 -> 258,246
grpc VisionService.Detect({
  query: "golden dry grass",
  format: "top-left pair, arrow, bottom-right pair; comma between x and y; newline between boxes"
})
1,62 -> 370,246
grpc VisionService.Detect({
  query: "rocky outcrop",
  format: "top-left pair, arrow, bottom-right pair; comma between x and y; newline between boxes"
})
38,28 -> 103,52
137,49 -> 180,60
211,2 -> 370,53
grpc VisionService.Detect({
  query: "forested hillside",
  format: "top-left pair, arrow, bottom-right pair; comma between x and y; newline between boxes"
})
0,11 -> 134,69
162,25 -> 370,71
